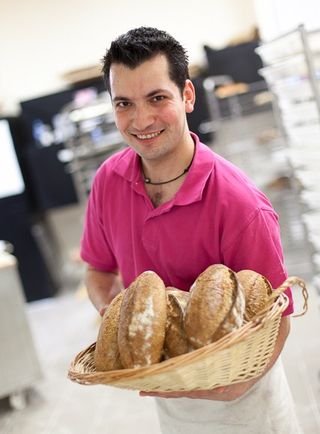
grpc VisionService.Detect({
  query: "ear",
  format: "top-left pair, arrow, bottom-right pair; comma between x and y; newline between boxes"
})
183,79 -> 196,113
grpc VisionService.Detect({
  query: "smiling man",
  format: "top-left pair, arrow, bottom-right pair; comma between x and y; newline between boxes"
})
80,27 -> 302,433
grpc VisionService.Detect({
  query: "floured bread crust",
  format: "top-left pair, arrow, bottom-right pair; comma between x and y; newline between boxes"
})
184,264 -> 244,348
118,271 -> 167,368
94,291 -> 124,371
164,288 -> 190,358
237,269 -> 273,320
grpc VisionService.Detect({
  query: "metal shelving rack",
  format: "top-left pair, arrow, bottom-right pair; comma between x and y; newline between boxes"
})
257,24 -> 320,290
59,92 -> 126,203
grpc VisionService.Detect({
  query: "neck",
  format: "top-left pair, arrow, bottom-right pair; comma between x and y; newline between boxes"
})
142,150 -> 195,185
141,134 -> 195,185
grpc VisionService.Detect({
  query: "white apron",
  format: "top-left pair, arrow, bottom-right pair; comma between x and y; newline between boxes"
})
155,358 -> 302,434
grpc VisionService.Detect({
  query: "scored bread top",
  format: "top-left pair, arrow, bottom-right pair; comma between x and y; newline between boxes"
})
237,269 -> 273,320
184,264 -> 239,349
164,288 -> 190,358
211,276 -> 245,341
118,271 -> 167,368
94,291 -> 124,371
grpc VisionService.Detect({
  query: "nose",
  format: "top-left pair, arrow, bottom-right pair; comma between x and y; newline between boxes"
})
131,104 -> 155,132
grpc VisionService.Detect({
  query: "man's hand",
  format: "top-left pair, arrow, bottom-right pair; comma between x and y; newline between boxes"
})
84,266 -> 123,314
140,379 -> 255,401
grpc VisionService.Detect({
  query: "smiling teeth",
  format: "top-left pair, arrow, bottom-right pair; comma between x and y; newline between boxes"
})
136,131 -> 161,139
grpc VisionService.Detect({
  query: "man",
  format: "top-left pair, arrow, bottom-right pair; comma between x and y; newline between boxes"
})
81,27 -> 301,433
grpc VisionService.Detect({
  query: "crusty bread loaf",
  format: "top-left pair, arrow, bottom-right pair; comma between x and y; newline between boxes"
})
164,288 -> 190,358
211,278 -> 245,342
94,291 -> 124,371
118,271 -> 167,368
184,264 -> 244,349
237,269 -> 273,320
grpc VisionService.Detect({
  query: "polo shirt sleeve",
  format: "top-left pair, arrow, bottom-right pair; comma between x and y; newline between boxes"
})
222,207 -> 293,316
80,169 -> 118,273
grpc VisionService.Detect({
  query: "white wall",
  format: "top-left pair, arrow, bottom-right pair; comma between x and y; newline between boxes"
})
254,0 -> 320,41
0,0 -> 257,114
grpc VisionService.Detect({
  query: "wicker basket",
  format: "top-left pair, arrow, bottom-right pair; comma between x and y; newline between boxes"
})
68,276 -> 308,392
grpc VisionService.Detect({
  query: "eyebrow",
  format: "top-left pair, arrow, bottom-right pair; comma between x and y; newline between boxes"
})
146,88 -> 169,97
112,96 -> 130,103
112,88 -> 170,103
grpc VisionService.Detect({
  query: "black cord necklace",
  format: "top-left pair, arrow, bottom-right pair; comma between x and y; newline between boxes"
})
142,147 -> 195,186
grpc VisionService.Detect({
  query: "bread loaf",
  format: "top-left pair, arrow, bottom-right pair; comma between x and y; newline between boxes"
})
164,288 -> 190,358
184,264 -> 245,349
118,271 -> 167,368
237,269 -> 273,320
211,278 -> 245,342
94,291 -> 124,371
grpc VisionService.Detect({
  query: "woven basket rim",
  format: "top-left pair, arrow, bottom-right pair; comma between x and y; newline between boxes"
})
68,291 -> 289,385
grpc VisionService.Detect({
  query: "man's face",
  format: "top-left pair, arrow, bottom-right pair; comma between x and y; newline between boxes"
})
109,54 -> 195,163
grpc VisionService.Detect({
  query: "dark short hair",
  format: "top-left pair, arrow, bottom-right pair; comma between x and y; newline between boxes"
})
102,27 -> 189,95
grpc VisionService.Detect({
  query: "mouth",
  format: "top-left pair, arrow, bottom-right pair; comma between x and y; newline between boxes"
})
131,130 -> 164,140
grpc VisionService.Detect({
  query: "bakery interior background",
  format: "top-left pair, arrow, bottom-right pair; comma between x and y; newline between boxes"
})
1,0 -> 320,433
0,0 -> 318,115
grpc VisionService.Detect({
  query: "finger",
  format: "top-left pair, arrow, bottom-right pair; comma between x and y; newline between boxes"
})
140,391 -> 170,397
139,391 -> 182,398
139,391 -> 153,397
214,386 -> 226,393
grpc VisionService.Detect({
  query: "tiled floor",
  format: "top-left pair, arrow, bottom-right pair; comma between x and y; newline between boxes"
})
1,109 -> 320,433
0,293 -> 162,434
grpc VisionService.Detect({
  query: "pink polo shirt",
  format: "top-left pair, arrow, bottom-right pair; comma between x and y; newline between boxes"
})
81,132 -> 293,315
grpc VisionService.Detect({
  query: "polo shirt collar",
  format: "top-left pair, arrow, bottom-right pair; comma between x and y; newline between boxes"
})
174,132 -> 214,206
112,146 -> 141,184
112,132 -> 215,208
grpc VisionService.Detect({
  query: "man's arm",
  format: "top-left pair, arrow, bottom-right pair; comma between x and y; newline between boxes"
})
140,316 -> 290,401
84,265 -> 123,316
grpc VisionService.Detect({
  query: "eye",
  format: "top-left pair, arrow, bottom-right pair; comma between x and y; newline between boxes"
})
115,101 -> 131,109
151,95 -> 166,102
